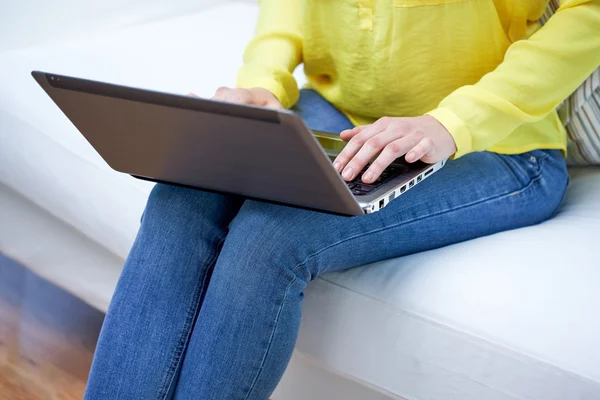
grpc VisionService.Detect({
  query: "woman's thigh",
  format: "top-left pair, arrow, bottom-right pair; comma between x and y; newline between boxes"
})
225,149 -> 569,280
292,89 -> 354,132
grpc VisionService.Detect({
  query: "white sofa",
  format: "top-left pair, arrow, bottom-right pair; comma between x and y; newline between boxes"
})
1,1 -> 599,399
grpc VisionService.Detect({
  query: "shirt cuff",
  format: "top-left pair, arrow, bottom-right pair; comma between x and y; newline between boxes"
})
427,107 -> 473,159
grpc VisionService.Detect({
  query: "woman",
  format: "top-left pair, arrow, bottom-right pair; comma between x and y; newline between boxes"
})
85,1 -> 600,399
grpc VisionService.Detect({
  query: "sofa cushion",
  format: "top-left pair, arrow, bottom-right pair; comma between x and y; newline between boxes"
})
300,167 -> 600,399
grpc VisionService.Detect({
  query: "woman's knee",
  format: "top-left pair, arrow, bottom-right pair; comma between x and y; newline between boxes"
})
143,184 -> 242,226
212,231 -> 313,302
222,202 -> 324,283
142,184 -> 198,225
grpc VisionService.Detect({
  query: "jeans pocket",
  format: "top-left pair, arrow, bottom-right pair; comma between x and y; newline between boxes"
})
497,151 -> 548,188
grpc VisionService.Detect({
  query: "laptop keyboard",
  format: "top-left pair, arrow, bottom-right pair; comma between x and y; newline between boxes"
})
346,164 -> 407,196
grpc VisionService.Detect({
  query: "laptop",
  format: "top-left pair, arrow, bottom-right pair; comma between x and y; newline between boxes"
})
32,71 -> 446,216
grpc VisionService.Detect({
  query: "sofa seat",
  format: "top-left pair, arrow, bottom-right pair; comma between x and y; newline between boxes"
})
1,3 -> 599,399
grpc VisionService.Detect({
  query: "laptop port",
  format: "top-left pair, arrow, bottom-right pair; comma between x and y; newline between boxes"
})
409,180 -> 415,188
424,168 -> 434,177
417,175 -> 422,183
400,185 -> 406,193
389,191 -> 396,201
379,199 -> 385,209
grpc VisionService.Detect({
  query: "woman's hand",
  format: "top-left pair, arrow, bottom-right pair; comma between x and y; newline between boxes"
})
203,87 -> 284,109
333,115 -> 457,183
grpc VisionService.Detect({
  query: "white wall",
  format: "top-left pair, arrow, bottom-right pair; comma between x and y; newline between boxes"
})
0,0 -> 224,51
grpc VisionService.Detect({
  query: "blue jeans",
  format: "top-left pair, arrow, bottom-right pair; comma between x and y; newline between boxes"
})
85,90 -> 569,399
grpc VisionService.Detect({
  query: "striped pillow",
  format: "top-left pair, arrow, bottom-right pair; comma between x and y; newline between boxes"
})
540,1 -> 600,165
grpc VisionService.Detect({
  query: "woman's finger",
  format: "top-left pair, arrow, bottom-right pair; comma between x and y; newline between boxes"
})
343,128 -> 405,182
405,137 -> 434,163
333,124 -> 384,178
212,86 -> 231,100
264,99 -> 284,110
362,136 -> 420,183
339,125 -> 367,141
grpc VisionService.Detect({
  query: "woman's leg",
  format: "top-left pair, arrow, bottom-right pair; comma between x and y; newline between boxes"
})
174,151 -> 568,398
84,89 -> 349,399
85,185 -> 244,399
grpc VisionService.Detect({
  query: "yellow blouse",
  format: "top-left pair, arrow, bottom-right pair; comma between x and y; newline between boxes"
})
237,0 -> 600,158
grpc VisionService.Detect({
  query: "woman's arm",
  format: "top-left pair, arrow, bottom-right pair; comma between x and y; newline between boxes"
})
236,0 -> 303,109
428,0 -> 600,158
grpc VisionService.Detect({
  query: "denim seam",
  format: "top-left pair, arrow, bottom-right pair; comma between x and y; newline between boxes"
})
290,171 -> 544,277
243,275 -> 298,399
550,177 -> 570,219
156,236 -> 226,399
543,154 -> 570,219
